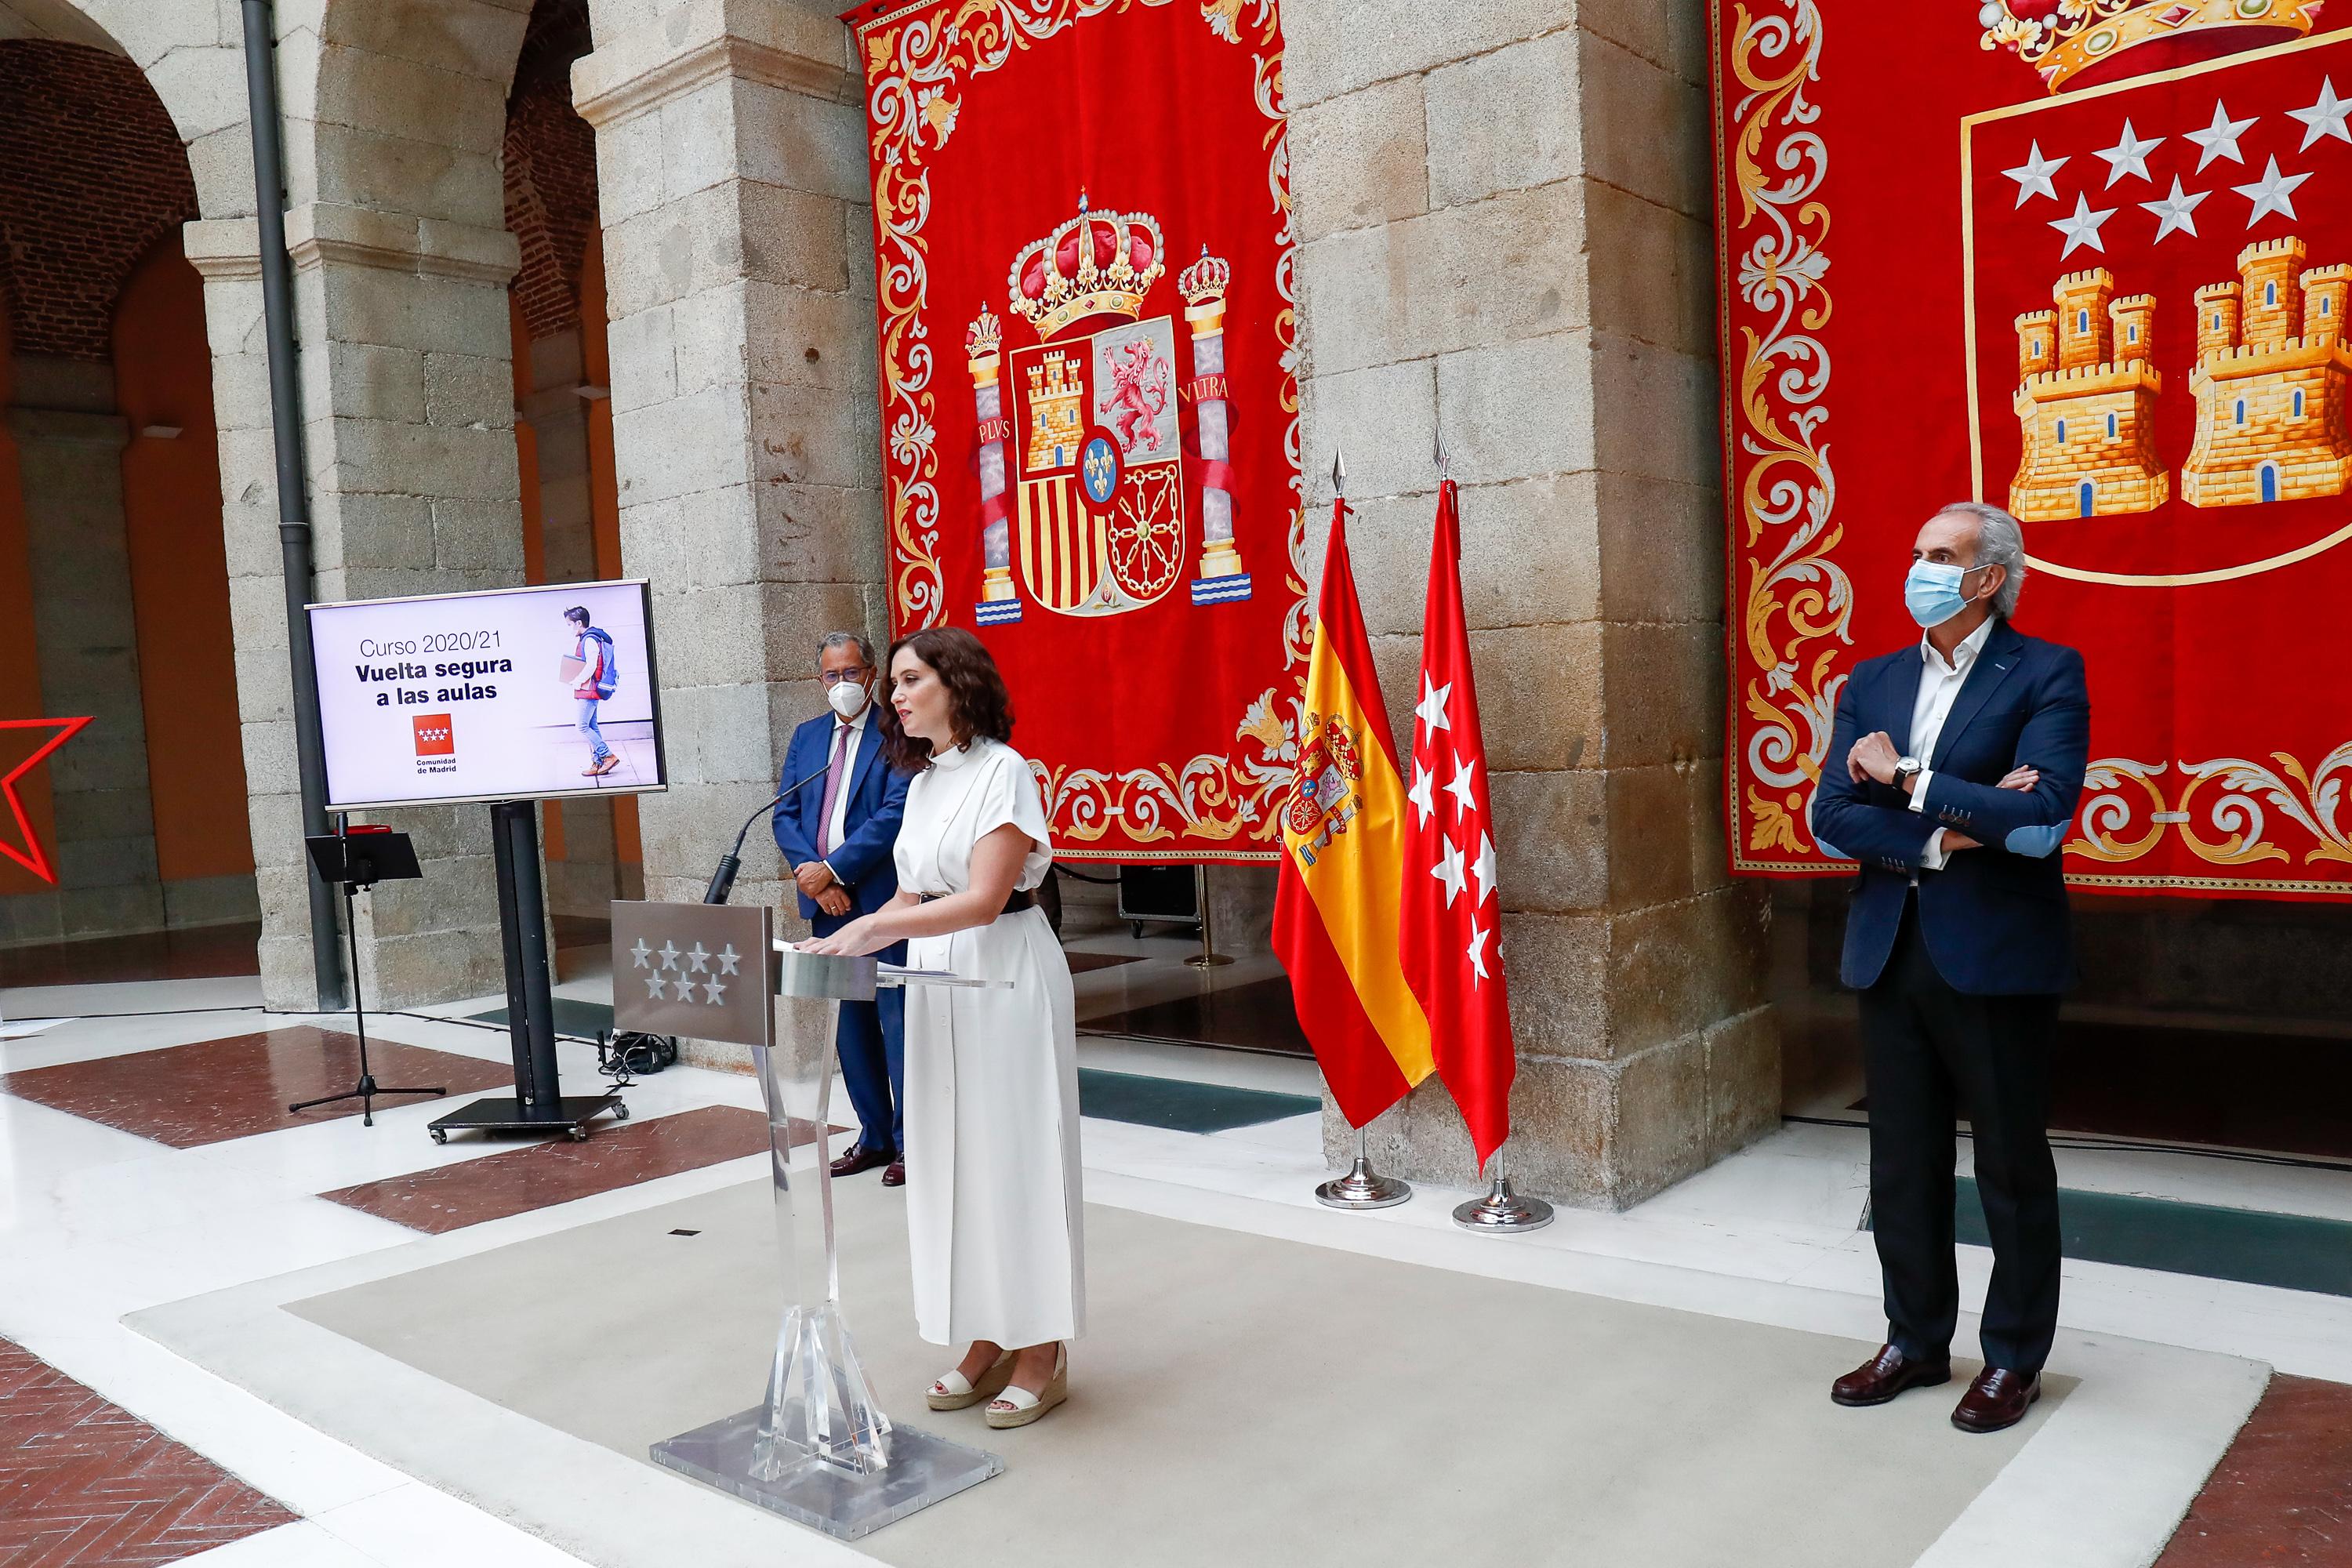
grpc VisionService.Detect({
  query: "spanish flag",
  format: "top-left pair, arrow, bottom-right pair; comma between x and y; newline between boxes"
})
1273,501 -> 1436,1127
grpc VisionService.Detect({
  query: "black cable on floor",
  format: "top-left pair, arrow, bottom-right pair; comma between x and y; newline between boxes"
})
1782,1113 -> 2352,1175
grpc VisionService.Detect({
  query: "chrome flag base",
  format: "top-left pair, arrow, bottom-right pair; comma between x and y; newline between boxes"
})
1453,1156 -> 1553,1234
1316,1127 -> 1412,1210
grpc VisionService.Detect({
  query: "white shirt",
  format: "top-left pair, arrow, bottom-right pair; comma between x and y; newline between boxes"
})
1905,616 -> 1994,874
820,704 -> 873,879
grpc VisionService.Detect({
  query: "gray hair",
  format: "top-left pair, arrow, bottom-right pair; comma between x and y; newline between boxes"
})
817,630 -> 876,670
1934,502 -> 2026,619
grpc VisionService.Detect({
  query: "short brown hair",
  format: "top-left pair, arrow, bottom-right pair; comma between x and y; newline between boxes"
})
882,626 -> 1014,772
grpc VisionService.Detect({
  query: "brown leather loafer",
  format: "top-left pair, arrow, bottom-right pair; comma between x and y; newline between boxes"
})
881,1158 -> 906,1188
1951,1367 -> 2041,1433
1831,1344 -> 1953,1407
829,1144 -> 893,1178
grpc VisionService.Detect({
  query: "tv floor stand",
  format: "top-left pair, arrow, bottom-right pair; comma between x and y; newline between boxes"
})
427,799 -> 622,1145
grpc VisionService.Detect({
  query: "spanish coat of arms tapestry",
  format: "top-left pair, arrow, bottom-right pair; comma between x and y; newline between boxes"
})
845,0 -> 1300,862
1715,1 -> 2352,898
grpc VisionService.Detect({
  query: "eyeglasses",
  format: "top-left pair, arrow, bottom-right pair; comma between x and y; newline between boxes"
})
821,668 -> 870,686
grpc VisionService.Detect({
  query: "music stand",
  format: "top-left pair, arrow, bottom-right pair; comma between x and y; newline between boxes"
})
293,826 -> 445,1125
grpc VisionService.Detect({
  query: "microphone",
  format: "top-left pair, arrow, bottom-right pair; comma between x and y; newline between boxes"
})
702,760 -> 836,905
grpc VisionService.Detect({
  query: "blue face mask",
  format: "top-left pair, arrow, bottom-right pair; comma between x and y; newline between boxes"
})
1904,561 -> 1981,630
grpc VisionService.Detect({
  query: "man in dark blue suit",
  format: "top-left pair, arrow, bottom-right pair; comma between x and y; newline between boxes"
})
1812,502 -> 2089,1435
775,632 -> 911,1185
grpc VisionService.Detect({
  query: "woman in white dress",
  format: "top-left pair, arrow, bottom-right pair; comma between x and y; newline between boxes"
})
800,626 -> 1083,1428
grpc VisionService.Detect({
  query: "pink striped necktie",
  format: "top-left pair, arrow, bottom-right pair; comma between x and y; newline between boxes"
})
815,722 -> 851,856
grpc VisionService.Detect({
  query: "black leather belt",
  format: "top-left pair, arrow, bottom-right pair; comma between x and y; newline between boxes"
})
920,889 -> 1035,912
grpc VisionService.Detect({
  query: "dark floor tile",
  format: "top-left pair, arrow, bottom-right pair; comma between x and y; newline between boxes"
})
0,1337 -> 296,1565
1076,1067 -> 1320,1132
0,1028 -> 511,1148
1829,1011 -> 2352,1159
1064,951 -> 1145,974
318,1105 -> 842,1233
0,923 -> 260,989
466,998 -> 615,1040
1081,976 -> 1310,1056
2157,1374 -> 2352,1566
1868,1180 -> 2352,1300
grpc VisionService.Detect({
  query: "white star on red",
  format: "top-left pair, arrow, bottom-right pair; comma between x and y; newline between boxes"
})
1414,676 -> 1452,736
1443,752 -> 1479,818
2186,100 -> 2256,172
2001,140 -> 2067,205
2049,192 -> 2117,259
1472,830 -> 1497,908
1407,760 -> 1437,829
2092,119 -> 2163,187
2289,77 -> 2352,151
1432,837 -> 1467,907
2234,157 -> 2310,226
1465,920 -> 1492,985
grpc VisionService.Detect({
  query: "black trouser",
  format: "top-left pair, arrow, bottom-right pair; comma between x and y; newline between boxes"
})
1859,895 -> 2062,1375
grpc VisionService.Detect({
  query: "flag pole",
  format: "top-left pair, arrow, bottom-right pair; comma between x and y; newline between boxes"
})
1301,445 -> 1412,1213
1184,864 -> 1233,968
1316,1120 -> 1413,1209
1452,1142 -> 1553,1232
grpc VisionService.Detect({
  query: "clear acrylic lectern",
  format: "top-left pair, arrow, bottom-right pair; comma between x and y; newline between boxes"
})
612,902 -> 1007,1541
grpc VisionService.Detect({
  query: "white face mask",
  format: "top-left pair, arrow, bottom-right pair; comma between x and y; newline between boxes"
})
827,678 -> 870,719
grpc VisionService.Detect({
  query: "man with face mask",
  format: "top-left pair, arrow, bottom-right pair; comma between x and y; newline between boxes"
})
1811,503 -> 2089,1436
775,632 -> 912,1185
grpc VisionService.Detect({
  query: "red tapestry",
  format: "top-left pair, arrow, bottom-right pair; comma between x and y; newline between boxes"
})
844,0 -> 1301,862
1715,2 -> 2352,898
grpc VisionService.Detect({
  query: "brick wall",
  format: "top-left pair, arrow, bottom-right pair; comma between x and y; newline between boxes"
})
506,0 -> 599,342
0,41 -> 198,363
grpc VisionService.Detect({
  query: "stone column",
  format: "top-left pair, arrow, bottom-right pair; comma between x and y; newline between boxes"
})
575,2 -> 884,1066
184,207 -> 529,1009
1287,0 -> 1773,1208
2,358 -> 163,942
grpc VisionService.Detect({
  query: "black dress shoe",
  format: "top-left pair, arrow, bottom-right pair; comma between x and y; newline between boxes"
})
829,1144 -> 894,1178
881,1158 -> 906,1188
1831,1344 -> 1953,1406
1951,1367 -> 2041,1433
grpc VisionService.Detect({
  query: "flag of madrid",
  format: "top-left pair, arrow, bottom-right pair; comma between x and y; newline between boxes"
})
1399,481 -> 1514,1167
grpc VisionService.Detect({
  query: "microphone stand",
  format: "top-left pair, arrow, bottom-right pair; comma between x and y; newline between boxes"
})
705,760 -> 836,904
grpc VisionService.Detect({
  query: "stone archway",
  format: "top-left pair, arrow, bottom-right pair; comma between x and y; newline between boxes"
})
0,14 -> 258,952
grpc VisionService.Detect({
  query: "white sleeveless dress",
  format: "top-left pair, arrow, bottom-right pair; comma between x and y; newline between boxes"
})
894,737 -> 1085,1347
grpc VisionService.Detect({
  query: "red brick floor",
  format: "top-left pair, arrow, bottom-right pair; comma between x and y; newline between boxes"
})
318,1105 -> 843,1233
0,1029 -> 511,1147
2158,1374 -> 2352,1566
0,1338 -> 295,1566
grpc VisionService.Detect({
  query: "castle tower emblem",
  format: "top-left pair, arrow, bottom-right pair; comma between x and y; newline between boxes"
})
2009,267 -> 2169,520
2182,238 -> 2352,507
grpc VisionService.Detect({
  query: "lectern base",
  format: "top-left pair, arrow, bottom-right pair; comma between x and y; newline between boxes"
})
652,1406 -> 1001,1540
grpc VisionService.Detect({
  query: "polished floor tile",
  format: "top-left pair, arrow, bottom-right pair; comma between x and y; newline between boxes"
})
318,1105 -> 829,1234
0,1029 -> 513,1149
0,925 -> 260,990
2154,1374 -> 2352,1566
0,1336 -> 296,1566
1081,975 -> 1310,1055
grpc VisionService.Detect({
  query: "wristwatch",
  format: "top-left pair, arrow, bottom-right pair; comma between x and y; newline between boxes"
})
1893,755 -> 1923,788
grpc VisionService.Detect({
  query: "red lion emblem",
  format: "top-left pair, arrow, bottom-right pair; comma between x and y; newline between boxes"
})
1098,339 -> 1169,455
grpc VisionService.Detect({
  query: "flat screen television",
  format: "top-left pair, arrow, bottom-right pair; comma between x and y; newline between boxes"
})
307,579 -> 666,811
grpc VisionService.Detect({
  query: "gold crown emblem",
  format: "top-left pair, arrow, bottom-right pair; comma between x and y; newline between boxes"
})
966,303 -> 1002,361
1178,247 -> 1232,306
1007,192 -> 1167,339
1980,0 -> 2325,94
